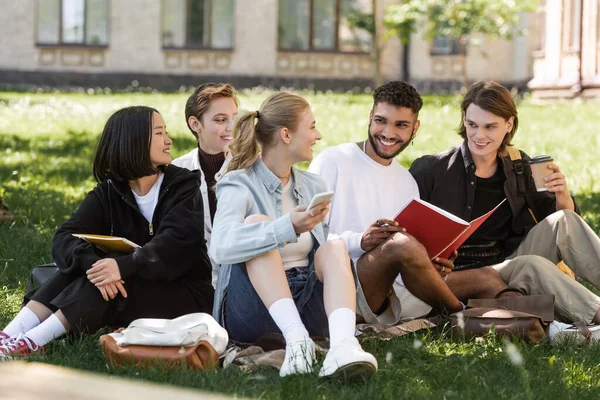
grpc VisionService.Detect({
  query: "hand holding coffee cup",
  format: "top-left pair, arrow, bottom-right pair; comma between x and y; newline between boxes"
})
528,155 -> 553,192
528,155 -> 570,195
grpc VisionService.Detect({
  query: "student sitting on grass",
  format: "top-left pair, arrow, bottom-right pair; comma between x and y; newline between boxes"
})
410,81 -> 600,340
308,81 -> 470,324
210,92 -> 378,379
0,106 -> 214,357
173,82 -> 239,288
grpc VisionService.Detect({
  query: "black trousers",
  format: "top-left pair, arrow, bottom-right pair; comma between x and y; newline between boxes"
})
25,270 -> 213,335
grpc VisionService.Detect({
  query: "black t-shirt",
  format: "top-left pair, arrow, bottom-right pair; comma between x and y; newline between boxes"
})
454,162 -> 513,270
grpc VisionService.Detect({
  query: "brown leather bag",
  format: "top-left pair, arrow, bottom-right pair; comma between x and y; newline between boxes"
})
449,294 -> 555,344
99,334 -> 219,370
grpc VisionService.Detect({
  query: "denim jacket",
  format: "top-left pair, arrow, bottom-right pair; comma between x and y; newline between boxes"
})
209,158 -> 329,323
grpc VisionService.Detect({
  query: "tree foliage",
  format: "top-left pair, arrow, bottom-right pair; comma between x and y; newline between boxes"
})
385,0 -> 537,45
384,0 -> 537,89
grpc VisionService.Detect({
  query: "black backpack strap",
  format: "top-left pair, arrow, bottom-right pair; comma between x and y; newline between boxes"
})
507,147 -> 539,224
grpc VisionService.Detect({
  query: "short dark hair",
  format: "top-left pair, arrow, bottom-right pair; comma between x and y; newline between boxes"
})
457,81 -> 518,155
185,82 -> 238,139
93,106 -> 160,182
373,81 -> 423,116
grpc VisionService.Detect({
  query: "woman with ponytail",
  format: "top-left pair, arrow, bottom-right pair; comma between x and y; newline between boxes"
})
210,92 -> 377,380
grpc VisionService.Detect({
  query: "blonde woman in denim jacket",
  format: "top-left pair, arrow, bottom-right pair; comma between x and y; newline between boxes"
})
210,92 -> 377,380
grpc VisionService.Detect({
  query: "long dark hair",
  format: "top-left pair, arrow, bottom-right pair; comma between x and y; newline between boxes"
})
93,106 -> 160,182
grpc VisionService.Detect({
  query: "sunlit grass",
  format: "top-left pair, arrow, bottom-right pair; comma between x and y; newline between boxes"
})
1,91 -> 600,399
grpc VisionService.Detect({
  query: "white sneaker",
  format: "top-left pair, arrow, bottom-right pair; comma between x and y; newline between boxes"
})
549,321 -> 600,343
279,338 -> 316,377
318,337 -> 378,381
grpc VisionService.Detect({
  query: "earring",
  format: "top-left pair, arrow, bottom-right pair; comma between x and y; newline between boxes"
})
411,134 -> 415,146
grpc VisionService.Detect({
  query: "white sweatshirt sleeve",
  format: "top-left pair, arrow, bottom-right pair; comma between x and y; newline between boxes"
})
308,151 -> 365,259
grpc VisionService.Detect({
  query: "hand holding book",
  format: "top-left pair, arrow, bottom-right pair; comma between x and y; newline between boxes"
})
433,250 -> 457,279
360,218 -> 406,252
393,197 -> 507,260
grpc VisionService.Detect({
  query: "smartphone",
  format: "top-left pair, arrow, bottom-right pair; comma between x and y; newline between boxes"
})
307,191 -> 334,210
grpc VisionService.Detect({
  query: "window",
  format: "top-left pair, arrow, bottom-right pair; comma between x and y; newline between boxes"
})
278,0 -> 372,53
431,36 -> 463,55
597,0 -> 600,74
162,0 -> 235,49
36,0 -> 109,46
563,0 -> 582,50
536,0 -> 547,52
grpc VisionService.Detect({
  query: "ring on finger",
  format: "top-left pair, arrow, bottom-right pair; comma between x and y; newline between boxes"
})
439,265 -> 444,273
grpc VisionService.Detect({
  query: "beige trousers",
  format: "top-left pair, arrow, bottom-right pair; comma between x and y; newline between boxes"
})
493,210 -> 600,323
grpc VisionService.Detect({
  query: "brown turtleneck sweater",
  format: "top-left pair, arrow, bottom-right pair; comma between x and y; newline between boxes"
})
198,147 -> 225,223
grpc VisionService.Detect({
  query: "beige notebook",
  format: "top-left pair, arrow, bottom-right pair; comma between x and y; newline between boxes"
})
72,234 -> 140,253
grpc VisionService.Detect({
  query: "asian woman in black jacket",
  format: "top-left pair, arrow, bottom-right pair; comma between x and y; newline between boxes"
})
0,106 -> 213,357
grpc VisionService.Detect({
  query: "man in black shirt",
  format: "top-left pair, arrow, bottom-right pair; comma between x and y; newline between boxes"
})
410,81 -> 600,328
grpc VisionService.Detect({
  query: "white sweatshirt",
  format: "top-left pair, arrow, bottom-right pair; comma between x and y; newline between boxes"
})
308,142 -> 419,263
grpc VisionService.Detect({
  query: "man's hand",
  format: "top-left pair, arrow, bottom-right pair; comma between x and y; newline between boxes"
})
544,163 -> 575,211
87,258 -> 122,286
360,218 -> 406,252
97,280 -> 128,301
290,201 -> 331,234
433,251 -> 457,280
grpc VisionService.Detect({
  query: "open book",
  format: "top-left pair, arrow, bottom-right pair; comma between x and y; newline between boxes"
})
72,234 -> 141,253
393,197 -> 507,260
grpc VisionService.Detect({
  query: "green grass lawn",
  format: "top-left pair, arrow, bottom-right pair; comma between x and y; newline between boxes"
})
1,90 -> 600,399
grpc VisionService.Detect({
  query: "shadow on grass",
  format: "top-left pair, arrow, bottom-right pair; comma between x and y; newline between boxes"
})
575,192 -> 600,234
1,131 -> 95,186
11,329 -> 600,400
0,183 -> 80,288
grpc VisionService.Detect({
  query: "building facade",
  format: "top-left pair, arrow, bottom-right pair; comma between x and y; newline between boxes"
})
529,0 -> 600,98
0,0 -> 537,91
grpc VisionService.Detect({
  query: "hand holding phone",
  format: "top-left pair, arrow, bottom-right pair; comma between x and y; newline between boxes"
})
307,191 -> 334,210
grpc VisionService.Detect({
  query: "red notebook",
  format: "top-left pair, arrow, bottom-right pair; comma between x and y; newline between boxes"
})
393,197 -> 507,260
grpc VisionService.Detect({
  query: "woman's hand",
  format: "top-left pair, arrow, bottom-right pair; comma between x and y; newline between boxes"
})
433,250 -> 457,280
290,200 -> 331,234
97,280 -> 128,301
544,163 -> 575,211
360,219 -> 406,252
87,258 -> 122,286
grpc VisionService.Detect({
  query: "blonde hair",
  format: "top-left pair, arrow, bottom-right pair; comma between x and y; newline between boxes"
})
227,92 -> 310,173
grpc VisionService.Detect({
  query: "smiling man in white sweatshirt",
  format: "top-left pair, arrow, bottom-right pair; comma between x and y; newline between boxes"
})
308,81 -> 498,323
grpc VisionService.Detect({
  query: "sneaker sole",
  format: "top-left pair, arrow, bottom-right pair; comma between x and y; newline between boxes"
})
320,361 -> 377,382
552,328 -> 600,344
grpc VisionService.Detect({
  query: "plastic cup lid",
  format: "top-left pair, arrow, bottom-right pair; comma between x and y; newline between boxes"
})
528,155 -> 553,164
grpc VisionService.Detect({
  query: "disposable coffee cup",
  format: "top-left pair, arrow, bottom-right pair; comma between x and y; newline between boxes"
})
528,155 -> 553,192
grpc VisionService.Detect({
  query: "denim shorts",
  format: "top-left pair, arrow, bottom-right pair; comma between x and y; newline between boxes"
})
223,262 -> 328,343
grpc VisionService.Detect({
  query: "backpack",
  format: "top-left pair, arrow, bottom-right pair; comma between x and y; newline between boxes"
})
506,147 -> 576,280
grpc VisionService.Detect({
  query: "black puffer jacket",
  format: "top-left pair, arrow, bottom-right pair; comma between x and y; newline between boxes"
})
51,165 -> 213,300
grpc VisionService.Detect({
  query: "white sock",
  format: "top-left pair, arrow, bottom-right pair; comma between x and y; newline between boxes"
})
268,298 -> 310,344
3,307 -> 41,337
23,314 -> 67,347
328,307 -> 356,347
